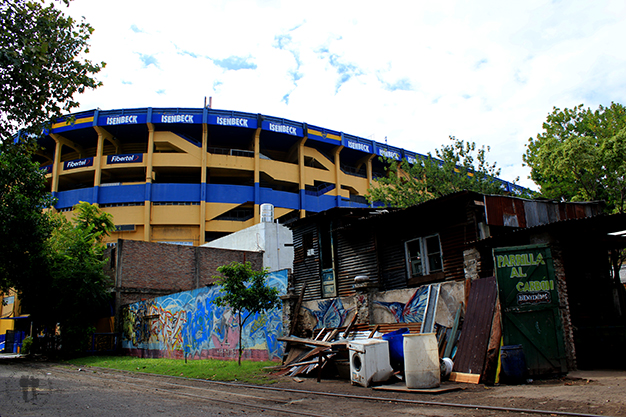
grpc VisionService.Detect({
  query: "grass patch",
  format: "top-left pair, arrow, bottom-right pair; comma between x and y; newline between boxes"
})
64,356 -> 278,385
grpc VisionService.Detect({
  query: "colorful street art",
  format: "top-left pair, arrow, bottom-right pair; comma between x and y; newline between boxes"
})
121,269 -> 288,361
302,297 -> 354,330
374,286 -> 429,323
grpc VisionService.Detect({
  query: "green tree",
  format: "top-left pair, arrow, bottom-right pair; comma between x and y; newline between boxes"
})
22,202 -> 115,356
367,136 -> 519,208
0,0 -> 104,141
524,102 -> 626,213
213,262 -> 280,365
0,142 -> 55,294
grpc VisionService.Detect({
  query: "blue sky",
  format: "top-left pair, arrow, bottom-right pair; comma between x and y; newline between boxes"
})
67,0 -> 626,189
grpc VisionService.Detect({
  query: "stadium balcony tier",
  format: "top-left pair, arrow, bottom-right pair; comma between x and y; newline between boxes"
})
36,107 -> 523,246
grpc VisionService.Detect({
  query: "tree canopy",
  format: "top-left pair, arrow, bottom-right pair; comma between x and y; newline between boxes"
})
213,262 -> 280,365
524,102 -> 626,213
22,202 -> 115,355
366,136 -> 520,208
0,142 -> 55,294
0,0 -> 104,141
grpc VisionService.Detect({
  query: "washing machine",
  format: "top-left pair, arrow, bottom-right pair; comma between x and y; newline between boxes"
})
349,339 -> 393,387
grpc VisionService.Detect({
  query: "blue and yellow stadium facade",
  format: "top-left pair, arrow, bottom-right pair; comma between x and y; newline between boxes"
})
35,107 -> 523,246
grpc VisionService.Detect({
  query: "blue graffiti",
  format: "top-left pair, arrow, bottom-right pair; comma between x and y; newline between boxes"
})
122,269 -> 289,361
303,297 -> 352,329
375,286 -> 429,323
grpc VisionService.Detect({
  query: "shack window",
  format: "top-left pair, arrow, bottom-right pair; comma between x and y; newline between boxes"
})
405,234 -> 443,278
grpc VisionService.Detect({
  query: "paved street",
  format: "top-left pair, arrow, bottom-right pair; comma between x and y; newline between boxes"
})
2,357 -> 626,417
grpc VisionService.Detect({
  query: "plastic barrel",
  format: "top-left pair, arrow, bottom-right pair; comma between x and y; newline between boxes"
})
500,345 -> 527,384
382,327 -> 409,366
403,333 -> 440,389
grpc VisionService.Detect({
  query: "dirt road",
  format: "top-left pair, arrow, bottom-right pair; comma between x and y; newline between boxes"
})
1,359 -> 625,417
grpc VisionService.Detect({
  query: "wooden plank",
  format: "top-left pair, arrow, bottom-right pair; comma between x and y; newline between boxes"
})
314,327 -> 327,341
368,324 -> 380,339
482,299 -> 503,385
342,313 -> 358,338
277,336 -> 333,348
292,346 -> 329,365
289,284 -> 307,336
326,328 -> 340,342
283,346 -> 307,365
449,372 -> 481,384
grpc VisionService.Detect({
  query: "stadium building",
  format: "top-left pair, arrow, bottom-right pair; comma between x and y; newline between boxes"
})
34,107 -> 523,246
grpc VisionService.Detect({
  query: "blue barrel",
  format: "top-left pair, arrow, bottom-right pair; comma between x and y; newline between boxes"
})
500,345 -> 527,384
382,327 -> 409,366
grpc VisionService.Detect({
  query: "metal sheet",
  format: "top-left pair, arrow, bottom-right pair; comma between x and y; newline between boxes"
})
452,276 -> 498,376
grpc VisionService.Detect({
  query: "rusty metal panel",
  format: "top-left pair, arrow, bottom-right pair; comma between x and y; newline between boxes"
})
524,200 -> 546,226
377,232 -> 407,290
485,196 -> 526,228
486,195 -> 602,229
452,276 -> 497,376
292,223 -> 322,301
335,228 -> 378,296
439,227 -> 466,282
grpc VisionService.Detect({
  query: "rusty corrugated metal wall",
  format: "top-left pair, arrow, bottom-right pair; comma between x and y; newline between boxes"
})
377,231 -> 406,290
292,222 -> 322,301
335,227 -> 379,296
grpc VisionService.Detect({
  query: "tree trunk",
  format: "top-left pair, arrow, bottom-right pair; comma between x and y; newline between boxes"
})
238,312 -> 242,366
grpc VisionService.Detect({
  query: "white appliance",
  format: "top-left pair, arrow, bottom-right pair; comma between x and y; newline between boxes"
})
349,339 -> 393,387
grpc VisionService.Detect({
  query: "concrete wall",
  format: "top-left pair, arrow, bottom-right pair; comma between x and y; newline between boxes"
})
202,222 -> 293,272
121,269 -> 288,361
295,282 -> 464,334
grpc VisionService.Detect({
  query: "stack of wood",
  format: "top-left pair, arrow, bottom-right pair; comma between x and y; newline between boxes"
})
274,320 -> 422,380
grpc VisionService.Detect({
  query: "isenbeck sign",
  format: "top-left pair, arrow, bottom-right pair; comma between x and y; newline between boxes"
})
345,139 -> 371,154
376,148 -> 401,160
153,114 -> 200,124
64,157 -> 94,170
98,114 -> 147,126
208,115 -> 257,129
261,121 -> 303,137
107,154 -> 144,164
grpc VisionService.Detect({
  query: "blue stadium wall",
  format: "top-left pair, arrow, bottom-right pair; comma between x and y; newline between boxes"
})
35,107 -> 523,245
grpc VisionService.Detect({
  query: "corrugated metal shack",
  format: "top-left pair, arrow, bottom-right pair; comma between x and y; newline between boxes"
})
473,211 -> 626,370
283,191 -> 624,378
289,191 -> 603,302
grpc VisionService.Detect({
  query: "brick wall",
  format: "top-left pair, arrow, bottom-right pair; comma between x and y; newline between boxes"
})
114,239 -> 263,307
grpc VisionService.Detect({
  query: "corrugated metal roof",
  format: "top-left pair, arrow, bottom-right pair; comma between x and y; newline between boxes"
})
474,212 -> 626,246
484,195 -> 604,228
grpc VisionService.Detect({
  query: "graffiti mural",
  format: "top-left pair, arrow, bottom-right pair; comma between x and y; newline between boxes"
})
122,269 -> 288,361
374,286 -> 429,323
302,297 -> 355,330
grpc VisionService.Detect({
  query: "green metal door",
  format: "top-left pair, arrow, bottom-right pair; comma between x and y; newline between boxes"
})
493,244 -> 567,375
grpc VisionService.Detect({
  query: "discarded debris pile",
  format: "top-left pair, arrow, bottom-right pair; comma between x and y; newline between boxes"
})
272,278 -> 514,387
274,322 -> 422,379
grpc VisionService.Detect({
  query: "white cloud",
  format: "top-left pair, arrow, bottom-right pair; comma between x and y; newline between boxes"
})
67,0 -> 626,190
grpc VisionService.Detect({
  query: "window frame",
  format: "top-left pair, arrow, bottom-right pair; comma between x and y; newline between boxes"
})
404,234 -> 443,280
